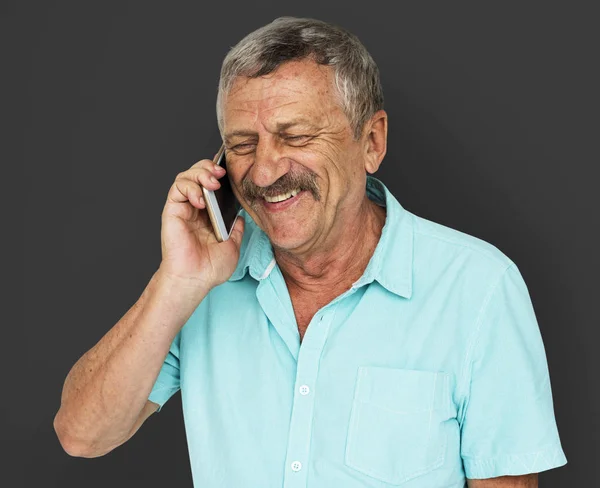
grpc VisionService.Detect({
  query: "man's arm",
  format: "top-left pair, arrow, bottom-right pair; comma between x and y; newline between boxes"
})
459,265 -> 567,480
53,269 -> 208,457
467,473 -> 538,487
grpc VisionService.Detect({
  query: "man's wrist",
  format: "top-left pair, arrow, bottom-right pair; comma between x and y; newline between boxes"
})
154,266 -> 213,297
146,267 -> 212,320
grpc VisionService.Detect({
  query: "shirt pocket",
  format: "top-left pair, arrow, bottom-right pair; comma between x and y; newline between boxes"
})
344,366 -> 452,485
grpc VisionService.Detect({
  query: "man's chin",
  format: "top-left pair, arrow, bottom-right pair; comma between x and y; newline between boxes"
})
249,199 -> 315,250
263,223 -> 313,253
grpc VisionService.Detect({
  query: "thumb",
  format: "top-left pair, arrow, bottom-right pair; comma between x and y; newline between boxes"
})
229,216 -> 245,249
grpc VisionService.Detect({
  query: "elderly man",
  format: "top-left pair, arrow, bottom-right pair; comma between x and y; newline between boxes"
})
54,17 -> 567,488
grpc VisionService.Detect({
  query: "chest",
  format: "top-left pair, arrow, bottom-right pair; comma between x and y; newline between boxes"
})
293,306 -> 318,340
181,285 -> 464,487
289,290 -> 346,341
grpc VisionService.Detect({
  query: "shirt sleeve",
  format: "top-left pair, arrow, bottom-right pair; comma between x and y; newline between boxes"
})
459,262 -> 568,479
148,330 -> 181,412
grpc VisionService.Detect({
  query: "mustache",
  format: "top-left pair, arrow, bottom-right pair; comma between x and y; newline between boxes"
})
241,170 -> 321,202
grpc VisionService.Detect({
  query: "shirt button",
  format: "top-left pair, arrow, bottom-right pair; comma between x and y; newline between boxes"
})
291,461 -> 302,472
299,384 -> 310,395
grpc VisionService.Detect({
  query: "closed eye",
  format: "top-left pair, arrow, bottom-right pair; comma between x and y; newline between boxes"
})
231,143 -> 257,154
284,135 -> 313,145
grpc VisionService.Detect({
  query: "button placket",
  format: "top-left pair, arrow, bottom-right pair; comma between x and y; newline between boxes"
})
283,310 -> 336,488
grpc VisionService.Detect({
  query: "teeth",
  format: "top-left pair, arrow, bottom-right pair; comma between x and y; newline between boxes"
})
264,188 -> 300,203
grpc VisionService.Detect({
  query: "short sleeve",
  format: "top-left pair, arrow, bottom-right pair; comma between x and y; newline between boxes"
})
459,263 -> 568,479
148,331 -> 181,412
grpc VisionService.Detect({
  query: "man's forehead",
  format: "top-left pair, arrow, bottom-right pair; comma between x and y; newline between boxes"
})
223,62 -> 339,135
228,75 -> 310,101
228,72 -> 331,109
229,59 -> 334,94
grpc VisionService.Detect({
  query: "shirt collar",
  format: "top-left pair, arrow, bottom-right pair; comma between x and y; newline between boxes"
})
229,175 -> 414,299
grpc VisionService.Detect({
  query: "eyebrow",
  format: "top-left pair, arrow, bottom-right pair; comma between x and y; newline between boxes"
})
224,130 -> 257,143
224,119 -> 318,143
275,119 -> 316,131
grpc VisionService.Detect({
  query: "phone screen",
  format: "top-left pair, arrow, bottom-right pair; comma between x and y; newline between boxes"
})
214,150 -> 242,236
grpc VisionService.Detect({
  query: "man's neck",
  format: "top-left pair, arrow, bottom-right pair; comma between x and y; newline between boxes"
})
274,197 -> 386,297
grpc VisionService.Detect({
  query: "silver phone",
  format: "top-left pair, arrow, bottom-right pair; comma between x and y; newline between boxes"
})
201,144 -> 242,242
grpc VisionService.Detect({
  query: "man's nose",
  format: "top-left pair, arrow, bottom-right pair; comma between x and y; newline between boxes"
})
249,138 -> 291,188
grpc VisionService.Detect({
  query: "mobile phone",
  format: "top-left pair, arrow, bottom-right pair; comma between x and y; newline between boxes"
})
201,144 -> 242,242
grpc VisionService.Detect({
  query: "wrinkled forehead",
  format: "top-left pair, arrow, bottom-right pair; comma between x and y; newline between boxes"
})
222,60 -> 344,132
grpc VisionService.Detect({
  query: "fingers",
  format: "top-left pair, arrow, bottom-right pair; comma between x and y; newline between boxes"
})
185,160 -> 226,189
170,179 -> 206,208
167,158 -> 227,206
190,158 -> 226,180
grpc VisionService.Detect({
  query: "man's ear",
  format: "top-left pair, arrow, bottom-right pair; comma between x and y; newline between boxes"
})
362,109 -> 388,174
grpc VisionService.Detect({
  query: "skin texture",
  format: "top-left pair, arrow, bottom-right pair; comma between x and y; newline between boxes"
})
468,474 -> 538,487
220,58 -> 539,486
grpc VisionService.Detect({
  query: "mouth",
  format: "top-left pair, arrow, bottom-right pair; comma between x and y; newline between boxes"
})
261,188 -> 306,213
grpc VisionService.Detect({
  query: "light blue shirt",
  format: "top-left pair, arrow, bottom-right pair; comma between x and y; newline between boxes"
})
149,176 -> 567,487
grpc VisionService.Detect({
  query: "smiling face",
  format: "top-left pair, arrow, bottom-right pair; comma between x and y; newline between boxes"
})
222,58 -> 380,253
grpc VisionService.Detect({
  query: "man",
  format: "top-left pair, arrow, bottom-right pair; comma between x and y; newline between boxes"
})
54,17 -> 567,487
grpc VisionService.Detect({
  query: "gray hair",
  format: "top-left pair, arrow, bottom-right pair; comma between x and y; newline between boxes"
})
216,17 -> 384,140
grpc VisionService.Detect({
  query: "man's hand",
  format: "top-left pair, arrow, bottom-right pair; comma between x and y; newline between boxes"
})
467,473 -> 538,487
160,156 -> 245,289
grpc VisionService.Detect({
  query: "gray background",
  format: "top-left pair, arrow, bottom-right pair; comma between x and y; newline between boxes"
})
8,0 -> 598,486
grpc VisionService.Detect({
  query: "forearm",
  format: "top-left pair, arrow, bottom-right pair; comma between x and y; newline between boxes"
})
467,473 -> 538,487
59,271 -> 158,408
54,268 -> 208,455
